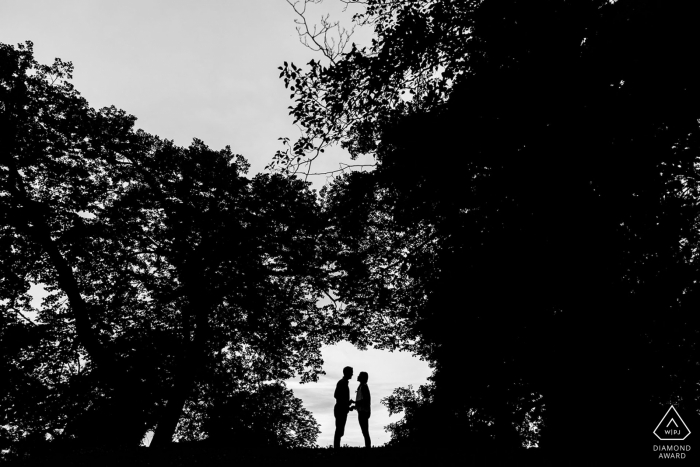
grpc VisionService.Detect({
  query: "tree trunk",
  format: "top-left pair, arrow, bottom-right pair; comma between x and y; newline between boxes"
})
149,374 -> 195,448
150,295 -> 212,448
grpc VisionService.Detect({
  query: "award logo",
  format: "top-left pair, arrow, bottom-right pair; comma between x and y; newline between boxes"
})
653,405 -> 691,460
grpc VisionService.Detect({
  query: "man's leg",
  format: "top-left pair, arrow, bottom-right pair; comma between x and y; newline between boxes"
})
334,411 -> 347,448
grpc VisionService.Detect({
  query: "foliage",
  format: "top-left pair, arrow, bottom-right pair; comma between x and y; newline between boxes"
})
177,382 -> 320,448
282,0 -> 700,456
380,383 -> 435,447
1,41 -> 328,452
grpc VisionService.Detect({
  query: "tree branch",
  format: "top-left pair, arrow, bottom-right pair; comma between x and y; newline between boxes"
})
6,158 -> 115,373
286,0 -> 357,65
9,307 -> 36,325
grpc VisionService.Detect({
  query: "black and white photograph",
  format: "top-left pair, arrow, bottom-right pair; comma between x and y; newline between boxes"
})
1,1 -> 699,465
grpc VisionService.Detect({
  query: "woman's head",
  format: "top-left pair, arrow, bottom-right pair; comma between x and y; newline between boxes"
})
357,371 -> 369,383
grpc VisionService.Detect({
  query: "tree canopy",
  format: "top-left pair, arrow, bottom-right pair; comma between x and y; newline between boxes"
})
280,0 -> 700,459
4,0 -> 700,461
1,41 -> 332,454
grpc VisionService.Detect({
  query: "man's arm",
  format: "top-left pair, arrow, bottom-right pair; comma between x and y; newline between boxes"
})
334,380 -> 340,401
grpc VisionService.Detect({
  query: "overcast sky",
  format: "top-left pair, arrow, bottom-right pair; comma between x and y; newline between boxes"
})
2,0 -> 432,447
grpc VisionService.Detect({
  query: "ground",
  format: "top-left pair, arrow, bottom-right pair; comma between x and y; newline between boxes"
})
1,443 -> 594,467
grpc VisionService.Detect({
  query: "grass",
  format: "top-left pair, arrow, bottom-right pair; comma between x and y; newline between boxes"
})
0,443 -> 575,467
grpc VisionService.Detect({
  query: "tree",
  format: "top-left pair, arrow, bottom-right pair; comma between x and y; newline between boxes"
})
177,380 -> 320,448
282,0 -> 700,458
1,40 -> 147,448
1,41 -> 330,451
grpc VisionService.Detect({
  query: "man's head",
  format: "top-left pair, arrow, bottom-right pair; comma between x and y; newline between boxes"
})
357,371 -> 368,384
343,366 -> 353,379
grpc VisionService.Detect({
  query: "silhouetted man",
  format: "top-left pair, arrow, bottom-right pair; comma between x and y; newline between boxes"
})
334,366 -> 354,448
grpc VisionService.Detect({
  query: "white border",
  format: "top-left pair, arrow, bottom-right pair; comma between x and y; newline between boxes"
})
653,405 -> 691,441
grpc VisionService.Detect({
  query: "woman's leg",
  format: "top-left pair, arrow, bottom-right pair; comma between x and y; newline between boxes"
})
359,412 -> 371,448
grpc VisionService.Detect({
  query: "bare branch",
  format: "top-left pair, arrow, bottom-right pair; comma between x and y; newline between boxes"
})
305,163 -> 376,176
286,0 -> 357,64
10,307 -> 37,325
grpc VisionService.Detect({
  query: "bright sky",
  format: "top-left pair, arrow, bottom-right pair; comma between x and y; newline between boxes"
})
4,1 -> 432,447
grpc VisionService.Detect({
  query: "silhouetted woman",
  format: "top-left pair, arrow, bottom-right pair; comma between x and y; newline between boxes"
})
355,371 -> 371,448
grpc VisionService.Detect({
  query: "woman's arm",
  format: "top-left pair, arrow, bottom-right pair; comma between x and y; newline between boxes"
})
361,385 -> 371,409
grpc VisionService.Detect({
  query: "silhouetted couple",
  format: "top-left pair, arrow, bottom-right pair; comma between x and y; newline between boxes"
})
334,366 -> 371,449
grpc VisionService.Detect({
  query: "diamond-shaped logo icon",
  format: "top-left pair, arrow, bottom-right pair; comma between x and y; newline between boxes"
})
653,406 -> 691,441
